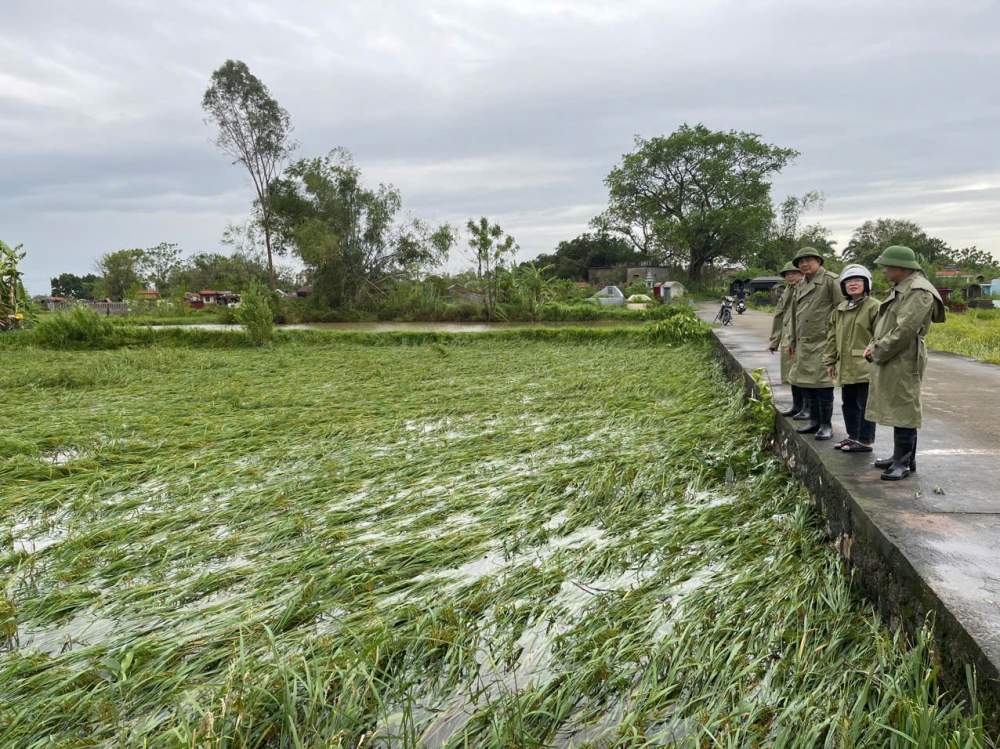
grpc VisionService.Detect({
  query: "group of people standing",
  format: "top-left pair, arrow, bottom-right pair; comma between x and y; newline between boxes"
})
768,246 -> 946,481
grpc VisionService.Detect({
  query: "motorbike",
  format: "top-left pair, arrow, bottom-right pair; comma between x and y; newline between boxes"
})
736,298 -> 747,315
716,296 -> 734,326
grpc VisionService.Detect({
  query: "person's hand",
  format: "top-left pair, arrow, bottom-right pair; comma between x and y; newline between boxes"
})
863,347 -> 873,362
768,347 -> 777,354
827,364 -> 836,380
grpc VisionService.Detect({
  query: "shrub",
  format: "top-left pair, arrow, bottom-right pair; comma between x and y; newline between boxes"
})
33,306 -> 117,348
643,306 -> 710,344
236,281 -> 275,347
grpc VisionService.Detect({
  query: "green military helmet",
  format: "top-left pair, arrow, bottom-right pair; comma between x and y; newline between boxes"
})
876,245 -> 922,270
779,261 -> 799,277
792,247 -> 824,268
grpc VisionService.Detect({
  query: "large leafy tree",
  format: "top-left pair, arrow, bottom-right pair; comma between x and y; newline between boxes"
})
203,59 -> 296,290
270,149 -> 455,308
529,232 -> 646,281
750,192 -> 834,270
842,219 -> 951,268
51,272 -> 99,299
594,124 -> 798,282
93,248 -> 150,301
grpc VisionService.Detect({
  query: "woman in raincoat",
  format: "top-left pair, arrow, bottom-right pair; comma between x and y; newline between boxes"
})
864,246 -> 946,481
822,264 -> 880,452
769,262 -> 806,416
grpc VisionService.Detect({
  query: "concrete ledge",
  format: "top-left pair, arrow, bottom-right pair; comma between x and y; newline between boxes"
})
709,328 -> 1000,723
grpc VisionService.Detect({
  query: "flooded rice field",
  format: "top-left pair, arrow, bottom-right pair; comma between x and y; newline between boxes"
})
1,335 -> 993,746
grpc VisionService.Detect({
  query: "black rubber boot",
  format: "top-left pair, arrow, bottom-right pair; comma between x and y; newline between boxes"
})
791,398 -> 812,421
881,433 -> 916,481
780,386 -> 803,417
815,401 -> 834,441
796,393 -> 820,434
875,434 -> 917,472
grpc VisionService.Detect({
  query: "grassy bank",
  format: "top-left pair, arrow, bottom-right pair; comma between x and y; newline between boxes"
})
927,309 -> 1000,364
1,334 -> 994,746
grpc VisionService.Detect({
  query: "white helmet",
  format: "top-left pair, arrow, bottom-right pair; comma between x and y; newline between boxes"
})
840,264 -> 872,295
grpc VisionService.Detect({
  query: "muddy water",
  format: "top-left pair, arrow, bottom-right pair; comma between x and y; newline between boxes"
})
161,320 -> 648,333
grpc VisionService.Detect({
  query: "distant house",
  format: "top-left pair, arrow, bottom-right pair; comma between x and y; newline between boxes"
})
296,286 -> 312,298
217,291 -> 241,306
42,296 -> 68,310
199,290 -> 218,304
136,290 -> 160,302
938,265 -> 964,278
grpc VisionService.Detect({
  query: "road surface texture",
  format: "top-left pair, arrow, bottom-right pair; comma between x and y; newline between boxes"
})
699,301 -> 1000,718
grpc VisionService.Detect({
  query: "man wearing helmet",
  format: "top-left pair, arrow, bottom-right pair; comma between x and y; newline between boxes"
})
787,248 -> 846,441
769,262 -> 806,417
863,246 -> 946,481
823,265 -> 880,452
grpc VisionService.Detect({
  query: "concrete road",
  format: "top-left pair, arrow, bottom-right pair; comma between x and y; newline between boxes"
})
699,302 -> 1000,683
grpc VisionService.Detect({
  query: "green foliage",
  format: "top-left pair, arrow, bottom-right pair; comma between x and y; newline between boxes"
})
528,231 -> 647,281
624,281 -> 650,297
270,149 -> 455,308
3,336 -> 991,745
50,272 -> 99,299
93,248 -> 150,301
843,219 -> 952,269
236,280 -> 275,347
927,308 -> 1000,363
594,124 -> 798,281
643,305 -> 710,344
203,59 -> 296,288
33,306 -> 119,348
1,240 -> 27,316
467,216 -> 518,320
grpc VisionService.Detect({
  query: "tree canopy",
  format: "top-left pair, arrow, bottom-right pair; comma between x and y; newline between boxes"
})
203,59 -> 296,290
270,149 -> 456,309
528,232 -> 646,281
51,273 -> 100,299
594,124 -> 798,281
842,219 -> 952,268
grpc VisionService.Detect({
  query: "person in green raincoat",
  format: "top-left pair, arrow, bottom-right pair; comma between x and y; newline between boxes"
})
769,262 -> 805,416
788,248 -> 845,440
863,245 -> 946,481
822,264 -> 880,452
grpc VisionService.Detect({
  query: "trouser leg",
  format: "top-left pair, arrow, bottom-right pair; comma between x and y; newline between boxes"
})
856,383 -> 876,444
796,389 -> 821,434
841,384 -> 861,441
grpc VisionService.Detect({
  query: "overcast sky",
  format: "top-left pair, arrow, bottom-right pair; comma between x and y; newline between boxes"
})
4,0 -> 1000,294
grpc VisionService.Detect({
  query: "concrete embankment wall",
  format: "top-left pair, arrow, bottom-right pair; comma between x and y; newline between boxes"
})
709,329 -> 1000,724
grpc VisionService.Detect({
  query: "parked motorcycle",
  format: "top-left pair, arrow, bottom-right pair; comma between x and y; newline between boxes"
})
716,296 -> 734,326
736,298 -> 747,315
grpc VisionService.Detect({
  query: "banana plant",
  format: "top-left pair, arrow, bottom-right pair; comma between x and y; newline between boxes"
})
0,240 -> 27,319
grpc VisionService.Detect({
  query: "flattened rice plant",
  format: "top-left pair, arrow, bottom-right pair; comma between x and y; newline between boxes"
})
0,330 -> 994,747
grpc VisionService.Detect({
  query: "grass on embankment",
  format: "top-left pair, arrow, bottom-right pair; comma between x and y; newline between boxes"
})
927,309 -> 1000,364
1,330 -> 995,747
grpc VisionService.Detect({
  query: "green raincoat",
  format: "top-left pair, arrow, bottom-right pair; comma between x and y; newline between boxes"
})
769,285 -> 795,384
789,267 -> 844,388
822,296 -> 881,387
865,272 -> 946,429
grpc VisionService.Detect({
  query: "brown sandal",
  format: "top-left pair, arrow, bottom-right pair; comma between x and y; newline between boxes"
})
833,439 -> 852,450
841,440 -> 873,453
